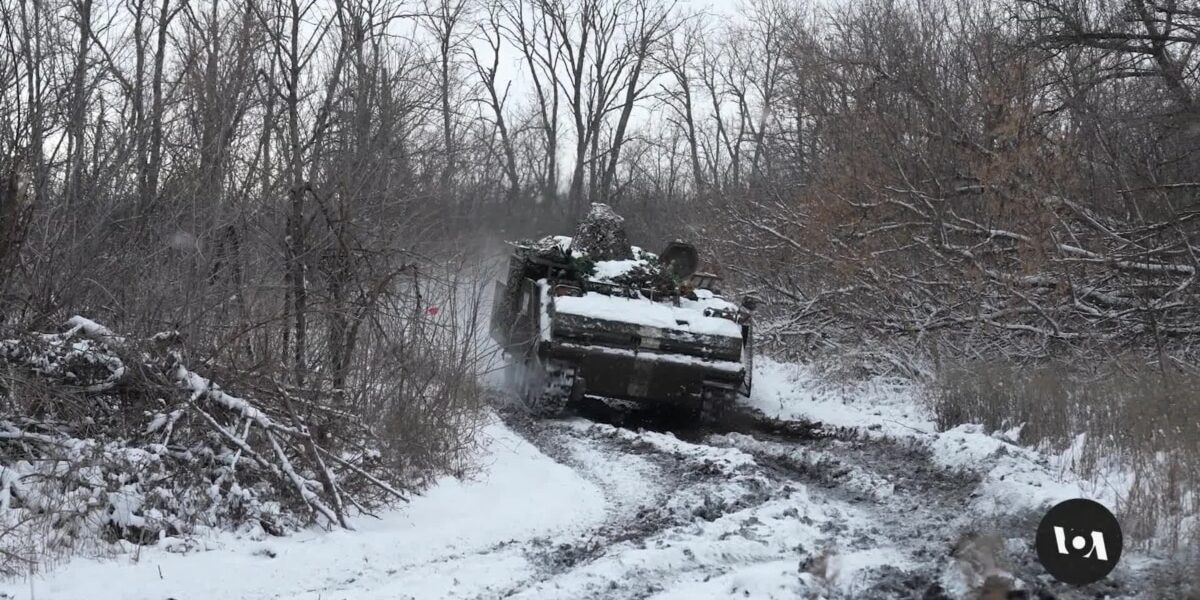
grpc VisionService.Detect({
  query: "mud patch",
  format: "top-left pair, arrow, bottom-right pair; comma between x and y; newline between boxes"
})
490,390 -> 1163,599
570,394 -> 846,444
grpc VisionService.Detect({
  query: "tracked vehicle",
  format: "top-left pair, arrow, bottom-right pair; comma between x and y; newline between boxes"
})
490,204 -> 755,419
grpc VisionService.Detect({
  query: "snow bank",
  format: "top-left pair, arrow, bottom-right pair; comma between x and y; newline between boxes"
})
0,419 -> 608,600
927,424 -> 1130,517
748,357 -> 1128,517
748,357 -> 933,437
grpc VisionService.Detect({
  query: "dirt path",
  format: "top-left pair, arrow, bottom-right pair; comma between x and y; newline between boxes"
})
492,399 -> 1160,599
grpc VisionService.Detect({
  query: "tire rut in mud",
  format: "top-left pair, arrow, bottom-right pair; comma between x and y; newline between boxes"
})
716,433 -> 978,598
495,407 -> 783,597
570,399 -> 1058,598
572,398 -> 1158,599
570,395 -> 843,444
491,393 -> 1153,599
703,422 -> 1146,599
497,396 -> 965,598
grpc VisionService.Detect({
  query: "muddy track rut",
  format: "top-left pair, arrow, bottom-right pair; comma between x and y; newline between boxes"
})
490,397 -> 1153,599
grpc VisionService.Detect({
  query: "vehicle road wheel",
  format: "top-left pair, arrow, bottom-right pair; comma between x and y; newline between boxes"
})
518,359 -> 579,418
699,382 -> 738,424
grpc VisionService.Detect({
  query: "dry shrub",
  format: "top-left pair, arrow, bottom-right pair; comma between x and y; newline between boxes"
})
0,264 -> 489,576
354,259 -> 491,484
932,359 -> 1200,551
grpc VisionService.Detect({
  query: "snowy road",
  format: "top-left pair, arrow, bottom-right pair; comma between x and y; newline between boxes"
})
0,359 -> 1174,599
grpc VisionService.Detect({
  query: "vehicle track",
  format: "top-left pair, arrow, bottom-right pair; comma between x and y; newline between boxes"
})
496,403 -> 950,597
492,409 -> 784,598
571,399 -> 1168,598
492,394 -> 1160,599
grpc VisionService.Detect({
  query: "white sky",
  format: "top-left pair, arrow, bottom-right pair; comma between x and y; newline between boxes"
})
452,0 -> 757,188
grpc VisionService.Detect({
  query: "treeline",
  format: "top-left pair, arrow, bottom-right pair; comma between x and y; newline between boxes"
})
0,0 -> 496,515
3,0 -> 1196,368
690,0 -> 1200,373
0,0 -> 1198,497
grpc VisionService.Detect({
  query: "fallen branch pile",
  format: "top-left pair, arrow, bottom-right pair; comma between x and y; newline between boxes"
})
0,316 -> 408,573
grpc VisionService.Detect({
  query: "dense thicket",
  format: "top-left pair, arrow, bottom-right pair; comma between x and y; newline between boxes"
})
704,0 -> 1200,373
2,0 -> 1196,376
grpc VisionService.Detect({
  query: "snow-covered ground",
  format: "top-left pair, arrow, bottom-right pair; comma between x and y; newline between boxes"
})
0,422 -> 610,600
0,358 -> 1180,599
748,357 -> 1126,516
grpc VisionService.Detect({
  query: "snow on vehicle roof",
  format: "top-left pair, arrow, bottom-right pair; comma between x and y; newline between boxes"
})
591,257 -> 646,281
550,235 -> 574,253
554,291 -> 743,339
543,235 -> 742,337
546,235 -> 654,283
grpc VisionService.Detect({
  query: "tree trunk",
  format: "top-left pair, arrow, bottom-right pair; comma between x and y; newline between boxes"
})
65,0 -> 94,208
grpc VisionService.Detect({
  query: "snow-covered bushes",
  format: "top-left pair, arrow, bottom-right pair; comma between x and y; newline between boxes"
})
0,315 -> 469,576
932,359 -> 1200,552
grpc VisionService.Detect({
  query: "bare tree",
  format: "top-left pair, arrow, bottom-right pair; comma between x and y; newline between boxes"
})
597,0 -> 675,203
471,0 -> 522,206
656,14 -> 706,189
502,0 -> 563,205
64,0 -> 94,209
424,0 -> 471,190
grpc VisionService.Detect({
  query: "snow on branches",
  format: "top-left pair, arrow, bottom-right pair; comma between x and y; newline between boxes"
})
0,317 -> 408,574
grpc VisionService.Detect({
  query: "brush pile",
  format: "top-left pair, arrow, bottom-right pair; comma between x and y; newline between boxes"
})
0,317 -> 407,575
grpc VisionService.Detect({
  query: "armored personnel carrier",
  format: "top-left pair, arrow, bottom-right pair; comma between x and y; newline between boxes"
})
490,204 -> 755,419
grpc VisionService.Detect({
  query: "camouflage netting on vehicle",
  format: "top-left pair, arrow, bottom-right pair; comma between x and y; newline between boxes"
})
572,203 -> 633,261
603,255 -> 680,296
507,205 -> 690,295
519,235 -> 571,261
